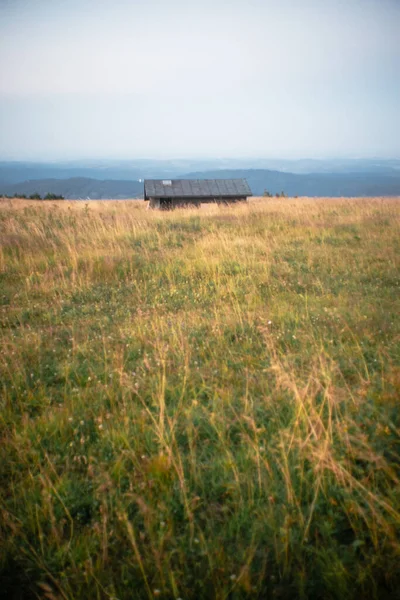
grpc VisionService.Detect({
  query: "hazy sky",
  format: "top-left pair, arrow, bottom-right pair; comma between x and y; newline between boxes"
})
0,0 -> 399,160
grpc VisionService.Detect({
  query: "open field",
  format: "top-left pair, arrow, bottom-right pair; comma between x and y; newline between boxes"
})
1,197 -> 400,599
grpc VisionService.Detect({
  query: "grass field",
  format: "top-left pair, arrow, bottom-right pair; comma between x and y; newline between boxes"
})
1,197 -> 400,600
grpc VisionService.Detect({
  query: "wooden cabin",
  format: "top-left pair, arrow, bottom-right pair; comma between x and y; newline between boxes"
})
144,178 -> 252,209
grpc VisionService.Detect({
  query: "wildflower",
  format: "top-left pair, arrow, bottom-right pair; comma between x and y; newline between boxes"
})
230,574 -> 237,581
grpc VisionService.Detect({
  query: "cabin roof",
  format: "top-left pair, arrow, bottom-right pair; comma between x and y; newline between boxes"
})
144,178 -> 252,199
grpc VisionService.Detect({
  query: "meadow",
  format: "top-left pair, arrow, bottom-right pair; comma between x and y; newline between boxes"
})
0,197 -> 399,600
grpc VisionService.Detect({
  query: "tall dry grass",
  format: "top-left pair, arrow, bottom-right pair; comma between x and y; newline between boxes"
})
0,197 -> 399,599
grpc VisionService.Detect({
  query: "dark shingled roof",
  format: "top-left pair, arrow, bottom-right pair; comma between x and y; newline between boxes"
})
144,179 -> 252,199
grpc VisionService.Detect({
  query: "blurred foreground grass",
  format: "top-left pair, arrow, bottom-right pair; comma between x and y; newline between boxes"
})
0,197 -> 400,599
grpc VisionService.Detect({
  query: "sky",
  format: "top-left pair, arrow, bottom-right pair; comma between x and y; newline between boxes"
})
0,0 -> 399,160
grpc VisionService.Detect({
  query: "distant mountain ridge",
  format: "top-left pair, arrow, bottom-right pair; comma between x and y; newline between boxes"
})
181,169 -> 400,197
1,162 -> 400,199
1,158 -> 399,184
0,177 -> 143,200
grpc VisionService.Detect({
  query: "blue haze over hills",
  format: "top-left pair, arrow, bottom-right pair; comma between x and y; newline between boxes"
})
0,159 -> 399,199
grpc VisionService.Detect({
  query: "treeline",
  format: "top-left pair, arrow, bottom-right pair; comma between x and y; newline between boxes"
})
263,190 -> 288,198
1,192 -> 65,200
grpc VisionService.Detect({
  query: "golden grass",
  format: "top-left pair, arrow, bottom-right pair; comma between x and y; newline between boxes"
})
0,196 -> 399,599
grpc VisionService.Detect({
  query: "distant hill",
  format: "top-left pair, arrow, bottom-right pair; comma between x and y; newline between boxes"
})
1,167 -> 400,200
1,158 -> 399,185
0,177 -> 143,200
0,159 -> 234,184
181,169 -> 400,197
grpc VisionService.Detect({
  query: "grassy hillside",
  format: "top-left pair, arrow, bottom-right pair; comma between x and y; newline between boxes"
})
1,197 -> 400,599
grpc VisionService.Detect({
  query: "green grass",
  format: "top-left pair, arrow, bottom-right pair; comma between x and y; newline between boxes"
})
0,197 -> 400,599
